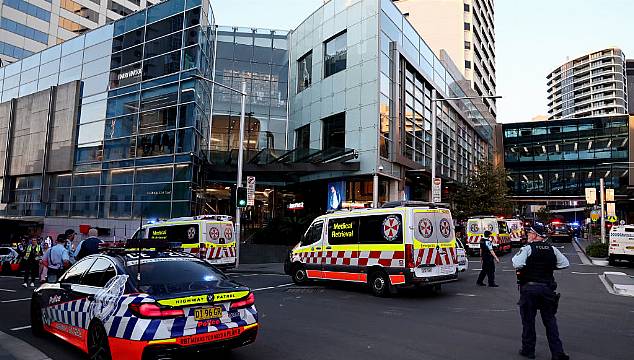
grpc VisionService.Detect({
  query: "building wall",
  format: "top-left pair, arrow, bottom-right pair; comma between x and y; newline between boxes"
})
547,48 -> 628,120
392,0 -> 497,118
0,0 -> 162,65
627,60 -> 634,115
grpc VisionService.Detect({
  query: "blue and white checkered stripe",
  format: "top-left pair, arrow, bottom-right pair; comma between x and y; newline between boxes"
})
43,298 -> 92,328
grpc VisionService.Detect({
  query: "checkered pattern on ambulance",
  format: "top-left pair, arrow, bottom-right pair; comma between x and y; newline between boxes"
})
467,234 -> 508,246
43,292 -> 257,342
412,211 -> 458,266
185,243 -> 236,261
293,250 -> 405,268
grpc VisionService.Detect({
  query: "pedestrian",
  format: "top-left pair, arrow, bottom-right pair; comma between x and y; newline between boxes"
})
74,228 -> 103,261
512,226 -> 570,360
476,230 -> 500,287
44,236 -> 52,248
64,228 -> 77,262
39,242 -> 50,283
46,234 -> 70,283
22,237 -> 42,287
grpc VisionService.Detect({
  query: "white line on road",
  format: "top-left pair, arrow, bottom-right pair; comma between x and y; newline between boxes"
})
252,283 -> 294,292
455,293 -> 477,297
502,269 -> 516,272
0,276 -> 22,279
9,325 -> 30,331
0,298 -> 31,303
0,288 -> 17,293
228,273 -> 288,277
571,271 -> 599,275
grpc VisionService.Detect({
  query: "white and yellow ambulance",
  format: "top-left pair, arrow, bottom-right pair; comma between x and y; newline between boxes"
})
285,201 -> 459,297
506,218 -> 526,247
132,215 -> 236,268
609,225 -> 634,265
466,216 -> 511,254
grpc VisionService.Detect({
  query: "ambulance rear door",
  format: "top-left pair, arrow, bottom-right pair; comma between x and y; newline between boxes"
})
610,225 -> 634,257
205,221 -> 236,265
466,218 -> 482,249
412,209 -> 457,278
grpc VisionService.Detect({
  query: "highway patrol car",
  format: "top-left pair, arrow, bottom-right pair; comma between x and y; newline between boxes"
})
133,215 -> 236,268
609,225 -> 634,265
285,201 -> 459,296
466,216 -> 511,254
30,244 -> 257,359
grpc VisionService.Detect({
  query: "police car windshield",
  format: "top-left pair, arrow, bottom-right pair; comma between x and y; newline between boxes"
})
0,248 -> 11,255
126,258 -> 228,296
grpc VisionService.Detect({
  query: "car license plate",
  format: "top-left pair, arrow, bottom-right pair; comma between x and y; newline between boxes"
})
194,306 -> 223,321
419,267 -> 433,273
440,265 -> 454,274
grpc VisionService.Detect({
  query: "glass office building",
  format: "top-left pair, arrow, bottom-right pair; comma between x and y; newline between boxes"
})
0,0 -> 216,236
502,115 -> 634,218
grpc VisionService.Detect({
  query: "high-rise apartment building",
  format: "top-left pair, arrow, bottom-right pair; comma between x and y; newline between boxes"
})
392,0 -> 497,118
626,59 -> 634,115
547,48 -> 628,120
0,0 -> 160,65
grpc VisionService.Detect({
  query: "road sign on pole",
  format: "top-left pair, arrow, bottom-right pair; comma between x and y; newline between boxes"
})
607,203 -> 616,217
606,189 -> 615,202
432,178 -> 442,203
585,188 -> 596,204
590,210 -> 600,222
246,176 -> 255,206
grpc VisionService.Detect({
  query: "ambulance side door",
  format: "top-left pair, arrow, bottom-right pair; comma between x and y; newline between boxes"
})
323,216 -> 360,280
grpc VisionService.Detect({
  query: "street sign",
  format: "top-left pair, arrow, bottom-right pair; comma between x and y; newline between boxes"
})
246,176 -> 256,206
607,203 -> 616,217
607,215 -> 618,223
432,178 -> 442,203
590,210 -> 600,222
606,189 -> 615,202
620,220 -> 625,225
585,188 -> 596,204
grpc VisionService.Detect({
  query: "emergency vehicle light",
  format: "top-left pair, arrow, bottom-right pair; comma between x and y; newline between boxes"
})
230,293 -> 255,310
128,303 -> 184,318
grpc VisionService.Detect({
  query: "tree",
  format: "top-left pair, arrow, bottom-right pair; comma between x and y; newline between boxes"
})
449,162 -> 513,220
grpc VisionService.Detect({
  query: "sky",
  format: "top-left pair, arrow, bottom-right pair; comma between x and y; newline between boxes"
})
212,0 -> 634,124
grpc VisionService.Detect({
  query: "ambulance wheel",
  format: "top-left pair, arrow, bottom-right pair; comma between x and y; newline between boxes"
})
292,264 -> 308,285
88,321 -> 112,360
369,270 -> 392,297
30,297 -> 44,337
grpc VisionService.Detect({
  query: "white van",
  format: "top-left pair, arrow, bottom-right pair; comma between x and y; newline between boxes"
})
132,215 -> 236,268
466,216 -> 511,254
609,225 -> 634,265
285,201 -> 459,296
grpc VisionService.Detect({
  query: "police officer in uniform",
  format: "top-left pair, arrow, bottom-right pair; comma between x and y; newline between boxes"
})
513,226 -> 570,360
476,230 -> 500,287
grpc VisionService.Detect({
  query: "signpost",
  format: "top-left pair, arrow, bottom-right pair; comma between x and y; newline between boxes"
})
590,210 -> 600,222
246,176 -> 256,206
607,203 -> 616,218
585,188 -> 596,204
606,189 -> 615,202
432,178 -> 442,203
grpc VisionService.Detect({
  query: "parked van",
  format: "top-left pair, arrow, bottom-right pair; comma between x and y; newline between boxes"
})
466,216 -> 511,254
609,225 -> 634,265
506,219 -> 527,246
132,215 -> 236,268
285,201 -> 459,296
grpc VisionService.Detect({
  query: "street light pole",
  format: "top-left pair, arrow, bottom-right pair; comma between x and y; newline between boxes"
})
429,93 -> 502,203
192,74 -> 247,268
600,177 -> 606,244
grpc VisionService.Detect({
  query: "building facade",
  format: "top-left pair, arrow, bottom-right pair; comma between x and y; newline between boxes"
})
0,0 -> 498,239
502,115 -> 634,221
627,59 -> 634,115
0,0 -> 215,238
547,48 -> 628,120
392,0 -> 497,118
0,0 -> 160,64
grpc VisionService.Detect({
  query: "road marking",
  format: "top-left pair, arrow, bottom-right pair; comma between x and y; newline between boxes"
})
502,269 -> 516,272
9,325 -> 30,331
0,298 -> 30,303
573,241 -> 593,266
228,273 -> 288,277
571,271 -> 598,275
0,288 -> 17,293
455,293 -> 477,297
0,276 -> 22,279
598,275 -> 618,296
252,283 -> 294,292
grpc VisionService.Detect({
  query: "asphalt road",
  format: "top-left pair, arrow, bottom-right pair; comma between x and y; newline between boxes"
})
1,242 -> 632,360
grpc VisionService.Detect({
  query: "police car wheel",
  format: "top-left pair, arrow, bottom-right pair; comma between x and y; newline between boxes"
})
292,264 -> 308,285
30,297 -> 44,337
369,271 -> 391,297
88,322 -> 111,360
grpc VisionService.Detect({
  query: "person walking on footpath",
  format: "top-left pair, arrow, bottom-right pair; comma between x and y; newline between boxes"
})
476,230 -> 500,287
513,226 -> 570,360
22,237 -> 42,287
46,235 -> 70,283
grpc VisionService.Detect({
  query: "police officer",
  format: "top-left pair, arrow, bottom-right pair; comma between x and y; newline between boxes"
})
22,237 -> 42,287
512,226 -> 570,360
476,230 -> 500,287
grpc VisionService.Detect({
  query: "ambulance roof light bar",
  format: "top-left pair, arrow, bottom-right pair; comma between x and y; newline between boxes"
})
381,200 -> 449,209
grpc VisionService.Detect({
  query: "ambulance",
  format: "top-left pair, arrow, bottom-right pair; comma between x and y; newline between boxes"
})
285,201 -> 459,297
608,225 -> 634,265
466,216 -> 511,254
506,218 -> 527,247
132,215 -> 236,268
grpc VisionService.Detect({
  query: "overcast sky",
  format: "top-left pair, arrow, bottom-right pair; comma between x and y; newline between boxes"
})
212,0 -> 634,123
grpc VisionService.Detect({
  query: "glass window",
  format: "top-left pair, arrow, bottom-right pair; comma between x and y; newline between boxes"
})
85,24 -> 114,47
106,93 -> 139,118
142,51 -> 181,80
139,107 -> 177,134
82,72 -> 109,97
135,183 -> 173,202
144,32 -> 183,59
147,0 -> 185,24
140,84 -> 178,111
136,166 -> 173,183
322,113 -> 345,149
59,257 -> 96,284
82,258 -> 116,287
103,137 -> 136,160
61,35 -> 85,56
297,51 -> 312,93
112,28 -> 144,52
295,124 -> 310,149
146,14 -> 184,41
60,51 -> 84,71
301,221 -> 323,246
59,65 -> 82,84
324,31 -> 347,78
328,217 -> 359,245
137,132 -> 175,157
80,100 -> 107,124
78,121 -> 106,144
101,184 -> 133,202
41,45 -> 61,64
358,214 -> 403,244
111,45 -> 143,69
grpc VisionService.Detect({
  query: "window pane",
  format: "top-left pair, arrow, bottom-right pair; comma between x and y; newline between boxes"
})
322,112 -> 346,149
328,217 -> 358,245
297,51 -> 312,93
324,32 -> 347,78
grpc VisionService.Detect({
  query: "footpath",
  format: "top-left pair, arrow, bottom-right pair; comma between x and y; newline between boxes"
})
0,331 -> 50,360
226,262 -> 286,275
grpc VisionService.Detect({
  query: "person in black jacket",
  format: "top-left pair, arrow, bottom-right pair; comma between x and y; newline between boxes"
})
73,228 -> 103,261
512,226 -> 570,360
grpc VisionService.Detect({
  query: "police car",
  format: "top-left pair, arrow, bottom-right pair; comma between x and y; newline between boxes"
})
609,225 -> 634,265
0,246 -> 20,273
285,201 -> 459,297
30,242 -> 258,359
133,215 -> 237,269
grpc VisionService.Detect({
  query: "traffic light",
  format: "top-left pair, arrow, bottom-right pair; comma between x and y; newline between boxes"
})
236,187 -> 248,208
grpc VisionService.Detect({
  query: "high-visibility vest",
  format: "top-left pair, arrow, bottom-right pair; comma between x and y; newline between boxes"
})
24,245 -> 42,260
